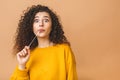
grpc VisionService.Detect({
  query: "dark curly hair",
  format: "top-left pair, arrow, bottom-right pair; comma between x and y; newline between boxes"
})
13,4 -> 70,54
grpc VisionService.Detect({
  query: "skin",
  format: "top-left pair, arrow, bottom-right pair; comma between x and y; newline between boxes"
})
16,12 -> 52,70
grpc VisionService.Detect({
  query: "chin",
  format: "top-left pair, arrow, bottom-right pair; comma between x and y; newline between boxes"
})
37,35 -> 48,38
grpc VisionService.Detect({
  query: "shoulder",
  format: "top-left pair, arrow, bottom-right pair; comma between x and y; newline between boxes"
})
56,44 -> 73,55
56,43 -> 71,49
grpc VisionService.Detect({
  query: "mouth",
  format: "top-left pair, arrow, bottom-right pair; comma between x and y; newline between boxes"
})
38,29 -> 45,33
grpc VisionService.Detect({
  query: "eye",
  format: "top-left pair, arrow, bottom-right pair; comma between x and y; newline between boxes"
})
34,19 -> 39,23
44,19 -> 49,22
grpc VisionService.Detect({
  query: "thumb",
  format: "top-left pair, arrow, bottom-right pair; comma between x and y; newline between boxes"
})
25,46 -> 30,54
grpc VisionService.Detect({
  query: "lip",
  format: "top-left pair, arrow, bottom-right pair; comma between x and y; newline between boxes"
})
38,29 -> 45,32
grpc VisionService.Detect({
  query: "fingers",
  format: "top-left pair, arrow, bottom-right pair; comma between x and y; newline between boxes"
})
25,46 -> 30,50
25,46 -> 30,53
19,50 -> 27,57
18,46 -> 30,57
25,46 -> 30,55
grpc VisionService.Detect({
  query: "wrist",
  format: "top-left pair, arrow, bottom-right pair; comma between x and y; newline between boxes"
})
18,64 -> 26,70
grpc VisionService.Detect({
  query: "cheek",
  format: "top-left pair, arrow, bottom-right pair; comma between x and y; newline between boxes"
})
33,23 -> 38,29
47,24 -> 52,32
33,24 -> 38,33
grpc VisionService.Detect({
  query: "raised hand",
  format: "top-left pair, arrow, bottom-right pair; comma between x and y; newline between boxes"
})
16,46 -> 30,70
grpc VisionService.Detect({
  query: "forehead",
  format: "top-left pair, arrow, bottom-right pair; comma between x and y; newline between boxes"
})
35,12 -> 50,18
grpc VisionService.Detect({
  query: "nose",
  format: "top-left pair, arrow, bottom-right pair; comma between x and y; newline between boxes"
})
39,20 -> 43,27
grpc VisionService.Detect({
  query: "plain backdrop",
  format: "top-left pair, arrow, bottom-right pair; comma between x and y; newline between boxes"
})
0,0 -> 120,80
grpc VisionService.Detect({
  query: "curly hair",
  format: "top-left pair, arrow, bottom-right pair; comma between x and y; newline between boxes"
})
13,4 -> 70,54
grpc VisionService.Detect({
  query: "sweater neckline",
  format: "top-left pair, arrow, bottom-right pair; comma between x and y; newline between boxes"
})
36,44 -> 59,49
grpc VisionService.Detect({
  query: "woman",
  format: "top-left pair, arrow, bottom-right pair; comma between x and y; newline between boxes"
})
10,4 -> 78,80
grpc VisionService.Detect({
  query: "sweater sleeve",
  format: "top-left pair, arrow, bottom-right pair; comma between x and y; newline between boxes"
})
64,45 -> 78,80
10,66 -> 29,80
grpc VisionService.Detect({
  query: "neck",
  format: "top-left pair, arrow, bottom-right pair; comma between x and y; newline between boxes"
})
37,37 -> 51,48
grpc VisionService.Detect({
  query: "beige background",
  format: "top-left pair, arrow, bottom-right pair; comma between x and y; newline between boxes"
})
0,0 -> 120,80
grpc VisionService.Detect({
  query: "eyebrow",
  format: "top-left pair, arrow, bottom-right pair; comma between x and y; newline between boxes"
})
34,16 -> 50,18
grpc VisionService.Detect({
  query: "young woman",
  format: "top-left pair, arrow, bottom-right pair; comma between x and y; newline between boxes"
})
10,4 -> 78,80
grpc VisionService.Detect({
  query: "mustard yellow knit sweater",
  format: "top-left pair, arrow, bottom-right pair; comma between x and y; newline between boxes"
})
10,44 -> 78,80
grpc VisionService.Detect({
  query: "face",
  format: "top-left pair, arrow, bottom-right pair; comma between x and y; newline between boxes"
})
33,12 -> 52,38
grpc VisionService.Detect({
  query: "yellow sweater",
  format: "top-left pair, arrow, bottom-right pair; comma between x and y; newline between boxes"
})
10,44 -> 78,80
